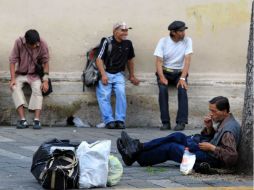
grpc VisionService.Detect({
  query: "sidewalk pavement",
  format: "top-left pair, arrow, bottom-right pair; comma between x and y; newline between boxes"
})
0,126 -> 253,190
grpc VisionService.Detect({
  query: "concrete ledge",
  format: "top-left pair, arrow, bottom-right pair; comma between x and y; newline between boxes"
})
0,72 -> 245,128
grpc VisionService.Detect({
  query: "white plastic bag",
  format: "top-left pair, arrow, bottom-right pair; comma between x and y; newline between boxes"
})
180,147 -> 196,175
73,117 -> 91,128
76,140 -> 111,188
107,155 -> 123,186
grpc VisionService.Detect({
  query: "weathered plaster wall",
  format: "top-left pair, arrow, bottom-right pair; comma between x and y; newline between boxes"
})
0,0 -> 250,127
0,0 -> 251,74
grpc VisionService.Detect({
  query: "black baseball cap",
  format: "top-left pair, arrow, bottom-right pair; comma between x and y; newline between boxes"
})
168,21 -> 188,31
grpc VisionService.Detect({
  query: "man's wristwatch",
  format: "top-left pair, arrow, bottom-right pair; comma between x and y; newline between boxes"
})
180,77 -> 186,81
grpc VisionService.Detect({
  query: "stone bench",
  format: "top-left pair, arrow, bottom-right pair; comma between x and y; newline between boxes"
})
0,72 -> 245,128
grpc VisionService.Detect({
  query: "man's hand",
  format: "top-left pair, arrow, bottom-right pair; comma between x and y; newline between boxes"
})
129,76 -> 140,86
177,79 -> 188,90
159,76 -> 168,85
9,79 -> 16,90
41,80 -> 49,93
204,115 -> 213,128
101,74 -> 108,85
199,142 -> 216,152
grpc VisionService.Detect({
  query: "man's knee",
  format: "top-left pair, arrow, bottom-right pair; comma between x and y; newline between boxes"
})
115,87 -> 125,96
31,87 -> 42,96
158,85 -> 168,95
171,132 -> 187,141
178,87 -> 188,98
177,86 -> 187,94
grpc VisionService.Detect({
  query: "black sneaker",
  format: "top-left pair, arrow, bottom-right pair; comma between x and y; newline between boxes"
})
33,120 -> 41,130
195,162 -> 218,175
16,120 -> 29,129
121,131 -> 141,158
117,138 -> 135,166
105,121 -> 116,129
160,123 -> 171,130
115,121 -> 125,129
174,123 -> 185,131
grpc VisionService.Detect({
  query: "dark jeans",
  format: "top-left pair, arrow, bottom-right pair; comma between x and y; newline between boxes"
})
156,71 -> 188,124
136,132 -> 220,168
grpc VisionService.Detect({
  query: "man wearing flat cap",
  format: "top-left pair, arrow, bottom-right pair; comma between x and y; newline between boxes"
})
154,20 -> 193,131
96,22 -> 139,129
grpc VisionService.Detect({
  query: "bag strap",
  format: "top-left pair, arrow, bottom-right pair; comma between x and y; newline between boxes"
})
105,37 -> 112,56
39,151 -> 78,181
19,37 -> 42,68
105,37 -> 112,66
19,38 -> 35,65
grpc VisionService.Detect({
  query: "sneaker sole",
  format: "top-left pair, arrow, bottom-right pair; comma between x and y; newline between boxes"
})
33,127 -> 41,130
16,126 -> 29,129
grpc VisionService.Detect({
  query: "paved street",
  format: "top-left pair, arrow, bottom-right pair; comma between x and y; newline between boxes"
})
0,126 -> 252,190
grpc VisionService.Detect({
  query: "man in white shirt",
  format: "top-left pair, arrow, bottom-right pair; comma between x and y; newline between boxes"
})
154,21 -> 193,131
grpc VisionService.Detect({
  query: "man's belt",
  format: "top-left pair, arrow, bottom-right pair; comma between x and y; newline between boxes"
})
163,67 -> 182,73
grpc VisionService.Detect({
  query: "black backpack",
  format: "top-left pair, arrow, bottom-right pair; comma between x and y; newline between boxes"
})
40,149 -> 79,190
82,37 -> 112,91
31,139 -> 80,189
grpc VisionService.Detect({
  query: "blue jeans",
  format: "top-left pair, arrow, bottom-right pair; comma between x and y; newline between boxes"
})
156,71 -> 188,124
136,132 -> 219,168
96,72 -> 126,124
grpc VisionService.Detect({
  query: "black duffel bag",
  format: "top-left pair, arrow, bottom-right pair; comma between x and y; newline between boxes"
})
40,149 -> 79,190
31,139 -> 79,184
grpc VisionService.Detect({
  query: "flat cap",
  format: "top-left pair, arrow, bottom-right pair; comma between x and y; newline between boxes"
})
168,21 -> 188,31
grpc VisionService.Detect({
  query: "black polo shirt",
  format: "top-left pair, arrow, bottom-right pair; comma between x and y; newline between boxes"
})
97,36 -> 135,74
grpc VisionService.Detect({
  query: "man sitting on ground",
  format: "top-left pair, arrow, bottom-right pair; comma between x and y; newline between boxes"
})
117,96 -> 241,173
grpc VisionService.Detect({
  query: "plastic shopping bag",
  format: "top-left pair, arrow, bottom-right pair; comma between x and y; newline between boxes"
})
76,140 -> 111,188
107,155 -> 123,186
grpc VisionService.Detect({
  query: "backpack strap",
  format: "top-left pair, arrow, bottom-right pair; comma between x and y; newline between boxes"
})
105,37 -> 112,66
105,37 -> 112,55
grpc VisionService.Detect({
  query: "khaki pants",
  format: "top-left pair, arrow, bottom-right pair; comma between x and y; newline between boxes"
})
12,75 -> 43,110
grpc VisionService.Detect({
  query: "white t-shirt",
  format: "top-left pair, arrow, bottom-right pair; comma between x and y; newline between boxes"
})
154,36 -> 193,69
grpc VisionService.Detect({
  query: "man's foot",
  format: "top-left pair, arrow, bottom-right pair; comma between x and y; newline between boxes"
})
121,131 -> 141,158
33,120 -> 42,130
160,123 -> 171,130
116,138 -> 135,166
174,123 -> 185,131
195,162 -> 218,175
105,121 -> 116,129
16,120 -> 29,129
115,121 -> 125,129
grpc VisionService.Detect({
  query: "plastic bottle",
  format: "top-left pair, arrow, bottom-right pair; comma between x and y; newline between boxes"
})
180,147 -> 196,175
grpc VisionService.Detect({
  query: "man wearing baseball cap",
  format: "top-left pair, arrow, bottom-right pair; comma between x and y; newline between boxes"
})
154,20 -> 193,131
96,22 -> 139,129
